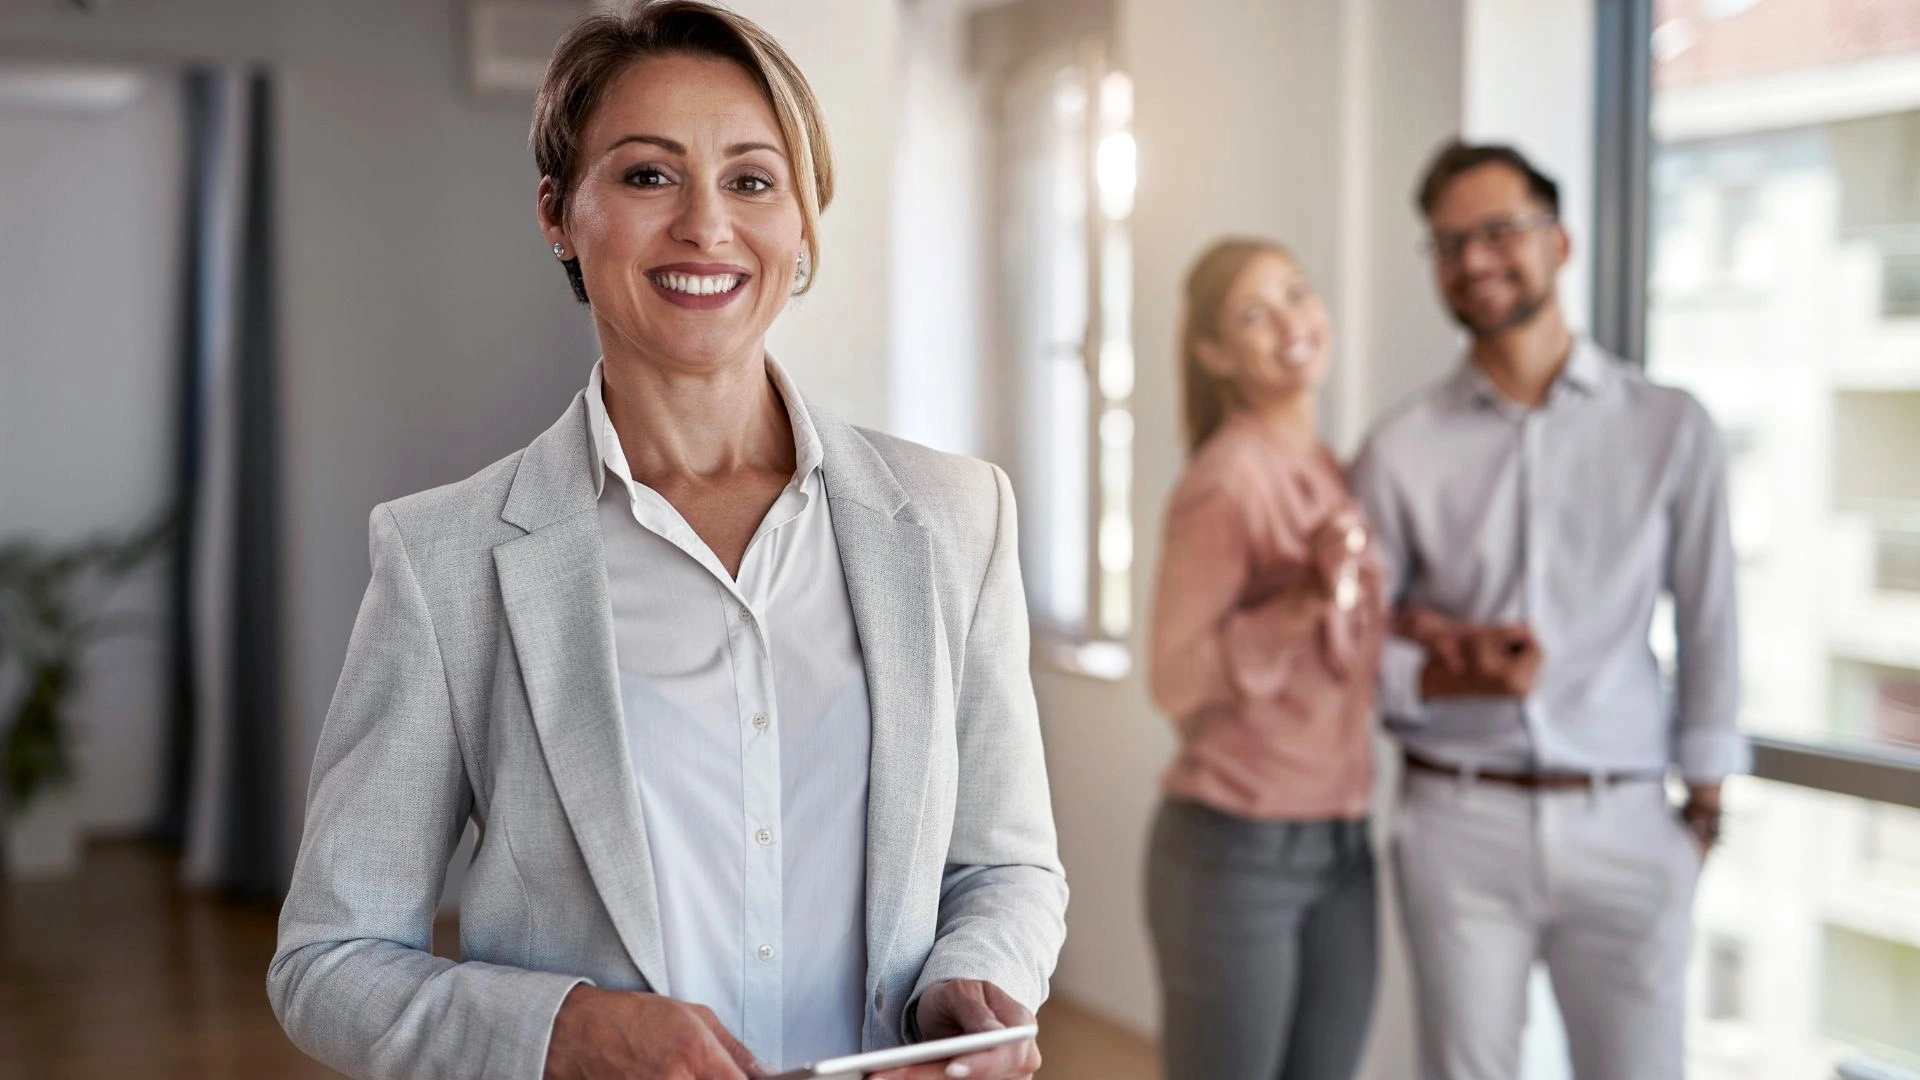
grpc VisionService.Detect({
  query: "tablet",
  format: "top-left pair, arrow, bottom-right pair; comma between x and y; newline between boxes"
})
768,1025 -> 1039,1079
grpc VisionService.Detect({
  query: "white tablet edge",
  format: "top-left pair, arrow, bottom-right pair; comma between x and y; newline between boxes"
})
772,1024 -> 1039,1079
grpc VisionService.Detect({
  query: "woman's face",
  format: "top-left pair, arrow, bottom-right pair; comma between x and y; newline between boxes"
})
1197,251 -> 1333,406
540,54 -> 805,374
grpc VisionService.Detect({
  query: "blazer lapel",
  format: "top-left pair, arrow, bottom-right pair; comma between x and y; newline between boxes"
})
494,394 -> 671,993
813,407 -> 947,1036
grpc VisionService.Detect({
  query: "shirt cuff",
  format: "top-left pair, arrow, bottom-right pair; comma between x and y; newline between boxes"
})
1675,727 -> 1750,784
1379,635 -> 1429,724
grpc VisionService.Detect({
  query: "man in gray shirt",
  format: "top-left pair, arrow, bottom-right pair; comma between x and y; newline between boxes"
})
1350,141 -> 1744,1080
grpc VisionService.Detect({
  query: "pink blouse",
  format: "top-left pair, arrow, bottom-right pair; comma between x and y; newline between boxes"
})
1148,411 -> 1384,821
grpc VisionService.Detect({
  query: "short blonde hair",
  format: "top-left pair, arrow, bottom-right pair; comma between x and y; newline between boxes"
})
531,0 -> 835,301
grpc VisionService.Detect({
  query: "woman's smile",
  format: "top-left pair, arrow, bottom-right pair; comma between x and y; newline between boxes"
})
645,262 -> 752,310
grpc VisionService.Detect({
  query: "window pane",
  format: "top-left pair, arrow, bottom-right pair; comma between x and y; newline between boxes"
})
1647,0 -> 1920,758
1688,776 -> 1920,1077
1648,6 -> 1920,1078
1003,59 -> 1092,633
998,53 -> 1133,645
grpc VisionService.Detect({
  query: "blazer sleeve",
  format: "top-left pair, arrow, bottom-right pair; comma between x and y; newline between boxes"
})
904,463 -> 1070,1029
267,506 -> 586,1080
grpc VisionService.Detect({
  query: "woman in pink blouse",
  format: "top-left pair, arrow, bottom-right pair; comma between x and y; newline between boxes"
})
1146,238 -> 1382,1080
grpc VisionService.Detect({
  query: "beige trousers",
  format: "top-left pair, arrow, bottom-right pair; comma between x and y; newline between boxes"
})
1395,769 -> 1701,1080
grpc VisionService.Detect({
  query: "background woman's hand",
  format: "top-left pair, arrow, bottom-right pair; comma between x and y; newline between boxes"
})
1236,572 -> 1334,643
1308,511 -> 1370,605
871,980 -> 1040,1080
544,985 -> 766,1080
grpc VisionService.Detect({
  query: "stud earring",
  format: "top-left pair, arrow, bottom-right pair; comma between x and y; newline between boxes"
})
553,243 -> 567,258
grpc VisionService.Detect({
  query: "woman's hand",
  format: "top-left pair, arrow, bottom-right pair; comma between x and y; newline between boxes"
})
1240,513 -> 1368,620
872,980 -> 1040,1080
544,985 -> 766,1080
1236,571 -> 1334,636
1308,512 -> 1370,606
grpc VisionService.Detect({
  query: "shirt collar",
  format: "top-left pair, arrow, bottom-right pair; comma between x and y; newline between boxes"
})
585,355 -> 824,499
1559,339 -> 1609,394
1450,337 -> 1612,414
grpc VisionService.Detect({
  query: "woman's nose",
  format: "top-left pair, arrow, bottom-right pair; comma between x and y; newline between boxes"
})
668,184 -> 732,250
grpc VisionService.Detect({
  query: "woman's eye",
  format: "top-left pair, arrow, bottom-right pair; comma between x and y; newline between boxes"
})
732,174 -> 774,194
626,167 -> 671,187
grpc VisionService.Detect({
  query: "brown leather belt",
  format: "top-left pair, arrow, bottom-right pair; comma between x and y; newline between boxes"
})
1404,752 -> 1663,790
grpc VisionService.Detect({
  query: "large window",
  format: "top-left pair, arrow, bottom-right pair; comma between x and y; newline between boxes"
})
994,37 -> 1135,668
1608,1 -> 1920,1075
1642,0 -> 1920,762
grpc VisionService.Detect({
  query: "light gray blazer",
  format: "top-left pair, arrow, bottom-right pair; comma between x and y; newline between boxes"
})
268,392 -> 1069,1080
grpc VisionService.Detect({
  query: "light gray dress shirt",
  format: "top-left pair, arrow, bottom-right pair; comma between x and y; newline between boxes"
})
1350,340 -> 1746,782
586,359 -> 869,1069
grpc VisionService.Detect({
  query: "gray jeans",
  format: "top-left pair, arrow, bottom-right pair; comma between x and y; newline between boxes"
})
1146,799 -> 1378,1080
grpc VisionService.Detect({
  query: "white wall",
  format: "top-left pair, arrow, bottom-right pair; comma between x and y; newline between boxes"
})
1350,0 -> 1474,444
0,0 -> 899,874
0,69 -> 181,833
888,0 -> 988,458
749,0 -> 900,432
1464,0 -> 1597,333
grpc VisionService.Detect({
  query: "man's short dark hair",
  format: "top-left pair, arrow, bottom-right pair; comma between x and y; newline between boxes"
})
1415,139 -> 1560,219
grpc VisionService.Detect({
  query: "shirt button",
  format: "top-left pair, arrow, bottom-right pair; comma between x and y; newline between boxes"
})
739,605 -> 753,624
755,828 -> 774,846
758,944 -> 775,961
752,713 -> 770,732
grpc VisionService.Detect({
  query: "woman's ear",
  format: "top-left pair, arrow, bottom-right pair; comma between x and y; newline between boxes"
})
537,177 -> 569,252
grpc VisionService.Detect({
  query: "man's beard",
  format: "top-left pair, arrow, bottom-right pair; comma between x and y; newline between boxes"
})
1448,275 -> 1550,339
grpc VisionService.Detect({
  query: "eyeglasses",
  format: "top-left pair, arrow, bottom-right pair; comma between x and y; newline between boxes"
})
1422,213 -> 1557,263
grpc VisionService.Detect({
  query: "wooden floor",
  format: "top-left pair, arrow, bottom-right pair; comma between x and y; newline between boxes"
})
0,841 -> 1157,1079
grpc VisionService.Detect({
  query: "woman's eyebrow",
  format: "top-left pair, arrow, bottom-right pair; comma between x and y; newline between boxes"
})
602,134 -> 786,160
605,133 -> 684,155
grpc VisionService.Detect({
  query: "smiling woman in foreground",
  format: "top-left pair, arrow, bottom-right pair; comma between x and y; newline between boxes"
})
266,5 -> 1067,1078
